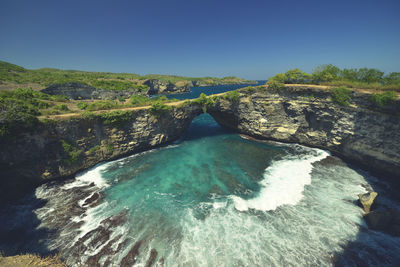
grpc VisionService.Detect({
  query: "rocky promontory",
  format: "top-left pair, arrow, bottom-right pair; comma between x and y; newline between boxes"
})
208,85 -> 400,179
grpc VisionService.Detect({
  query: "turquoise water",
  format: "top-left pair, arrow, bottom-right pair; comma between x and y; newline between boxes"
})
27,114 -> 400,266
162,81 -> 262,100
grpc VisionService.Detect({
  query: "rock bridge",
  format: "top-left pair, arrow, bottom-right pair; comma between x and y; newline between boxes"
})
1,86 -> 400,203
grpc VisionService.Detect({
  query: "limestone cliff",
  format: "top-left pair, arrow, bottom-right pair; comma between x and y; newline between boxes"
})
0,104 -> 202,203
208,86 -> 400,179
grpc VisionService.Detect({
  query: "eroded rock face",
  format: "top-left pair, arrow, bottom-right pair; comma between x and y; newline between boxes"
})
207,87 -> 400,180
0,104 -> 203,203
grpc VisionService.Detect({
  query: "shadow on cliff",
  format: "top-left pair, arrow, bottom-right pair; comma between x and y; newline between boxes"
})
332,166 -> 400,266
0,190 -> 57,257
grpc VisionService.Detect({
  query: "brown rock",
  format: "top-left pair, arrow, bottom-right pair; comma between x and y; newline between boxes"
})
358,192 -> 378,213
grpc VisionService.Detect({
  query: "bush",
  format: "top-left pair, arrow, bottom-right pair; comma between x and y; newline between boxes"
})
88,145 -> 100,155
193,93 -> 208,106
53,104 -> 69,111
100,110 -> 132,127
223,90 -> 240,101
149,102 -> 172,117
61,139 -> 83,165
105,144 -> 114,154
80,110 -> 96,119
332,87 -> 352,106
77,102 -> 89,110
266,80 -> 285,90
0,89 -> 44,137
369,91 -> 397,106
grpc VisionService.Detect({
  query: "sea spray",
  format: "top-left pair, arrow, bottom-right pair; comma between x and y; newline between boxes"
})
232,147 -> 330,211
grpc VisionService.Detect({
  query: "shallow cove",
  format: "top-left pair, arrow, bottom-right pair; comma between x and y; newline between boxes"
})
0,114 -> 393,266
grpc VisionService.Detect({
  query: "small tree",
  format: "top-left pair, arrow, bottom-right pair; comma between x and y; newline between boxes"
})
312,64 -> 341,83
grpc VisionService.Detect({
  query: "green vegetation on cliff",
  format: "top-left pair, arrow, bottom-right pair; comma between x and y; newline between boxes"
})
0,60 -> 252,91
369,91 -> 397,106
149,102 -> 172,117
268,64 -> 400,92
61,139 -> 83,165
331,87 -> 352,106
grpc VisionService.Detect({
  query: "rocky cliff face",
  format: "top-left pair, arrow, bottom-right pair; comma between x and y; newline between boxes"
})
42,83 -> 146,100
0,104 -> 203,203
144,79 -> 191,95
208,86 -> 400,179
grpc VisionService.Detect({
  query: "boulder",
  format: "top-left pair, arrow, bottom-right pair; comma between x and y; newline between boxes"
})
358,192 -> 378,213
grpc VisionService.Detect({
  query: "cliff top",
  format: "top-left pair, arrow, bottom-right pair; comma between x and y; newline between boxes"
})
0,60 -> 254,92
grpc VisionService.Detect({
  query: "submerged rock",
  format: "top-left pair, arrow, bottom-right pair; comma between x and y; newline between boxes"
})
120,240 -> 143,267
145,249 -> 158,267
358,192 -> 378,213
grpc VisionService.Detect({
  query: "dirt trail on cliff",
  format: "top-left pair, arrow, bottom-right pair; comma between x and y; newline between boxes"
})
38,92 -> 227,120
288,83 -> 400,96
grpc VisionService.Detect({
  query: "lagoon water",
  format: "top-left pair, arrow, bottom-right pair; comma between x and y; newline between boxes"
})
1,84 -> 400,266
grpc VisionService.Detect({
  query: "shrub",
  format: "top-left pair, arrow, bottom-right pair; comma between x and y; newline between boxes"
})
149,102 -> 172,117
88,145 -> 100,155
193,93 -> 208,106
100,110 -> 132,127
77,102 -> 89,110
61,139 -> 83,165
53,104 -> 69,111
105,144 -> 114,154
332,87 -> 352,106
80,111 -> 96,119
369,91 -> 397,106
245,86 -> 256,93
266,80 -> 285,90
223,90 -> 240,101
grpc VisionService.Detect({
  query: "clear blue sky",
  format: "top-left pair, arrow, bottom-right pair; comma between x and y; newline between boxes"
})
0,0 -> 399,79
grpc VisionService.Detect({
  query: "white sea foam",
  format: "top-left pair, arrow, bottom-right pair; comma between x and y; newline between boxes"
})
62,164 -> 110,190
232,148 -> 329,211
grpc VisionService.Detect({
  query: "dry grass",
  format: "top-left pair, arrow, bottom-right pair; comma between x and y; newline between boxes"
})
0,253 -> 66,267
